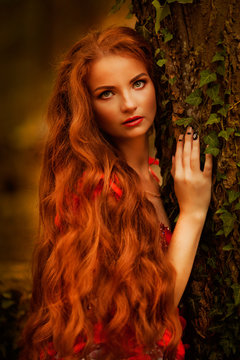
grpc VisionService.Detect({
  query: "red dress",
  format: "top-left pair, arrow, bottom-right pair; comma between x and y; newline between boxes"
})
47,158 -> 187,360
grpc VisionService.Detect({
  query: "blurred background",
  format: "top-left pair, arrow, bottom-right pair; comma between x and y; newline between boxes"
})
0,0 -> 136,292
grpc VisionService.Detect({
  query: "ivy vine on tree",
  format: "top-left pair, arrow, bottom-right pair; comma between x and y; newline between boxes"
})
112,0 -> 240,358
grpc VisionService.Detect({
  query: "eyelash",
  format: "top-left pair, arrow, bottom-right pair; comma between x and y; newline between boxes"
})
98,79 -> 146,99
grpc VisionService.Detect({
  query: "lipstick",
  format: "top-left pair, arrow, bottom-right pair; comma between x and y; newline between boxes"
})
122,116 -> 144,127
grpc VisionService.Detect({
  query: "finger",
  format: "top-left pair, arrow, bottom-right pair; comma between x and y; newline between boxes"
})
203,149 -> 213,177
190,131 -> 200,171
183,127 -> 193,170
175,134 -> 184,174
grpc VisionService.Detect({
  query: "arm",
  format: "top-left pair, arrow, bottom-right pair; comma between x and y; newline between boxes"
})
167,127 -> 213,307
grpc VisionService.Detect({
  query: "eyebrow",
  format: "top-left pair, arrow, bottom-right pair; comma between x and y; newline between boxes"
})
93,72 -> 149,93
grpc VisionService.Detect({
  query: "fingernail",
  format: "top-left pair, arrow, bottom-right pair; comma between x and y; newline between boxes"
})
178,134 -> 184,141
186,126 -> 192,135
193,131 -> 198,140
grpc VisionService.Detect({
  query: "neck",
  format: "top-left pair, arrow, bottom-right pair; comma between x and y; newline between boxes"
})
115,135 -> 150,179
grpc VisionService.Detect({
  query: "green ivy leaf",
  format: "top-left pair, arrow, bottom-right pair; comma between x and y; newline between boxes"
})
155,48 -> 161,57
162,99 -> 169,107
215,207 -> 227,214
162,99 -> 170,107
218,127 -> 235,141
175,117 -> 193,127
161,74 -> 168,81
216,229 -> 224,236
234,202 -> 240,210
216,172 -> 227,181
218,104 -> 230,117
231,284 -> 240,306
161,28 -> 173,42
234,132 -> 240,137
222,243 -> 234,251
152,0 -> 170,34
237,162 -> 240,167
206,113 -> 220,125
185,89 -> 202,106
204,131 -> 220,156
203,131 -> 219,148
159,3 -> 171,21
221,174 -> 227,179
152,0 -> 161,34
219,211 -> 236,237
164,32 -> 173,42
212,52 -> 225,62
206,84 -> 220,100
204,146 -> 219,156
139,25 -> 151,39
157,58 -> 167,67
228,190 -> 240,203
212,96 -> 224,106
224,89 -> 231,95
109,0 -> 126,14
216,63 -> 225,76
199,70 -> 217,87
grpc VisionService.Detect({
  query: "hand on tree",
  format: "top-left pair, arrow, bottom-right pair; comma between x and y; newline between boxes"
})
170,127 -> 213,221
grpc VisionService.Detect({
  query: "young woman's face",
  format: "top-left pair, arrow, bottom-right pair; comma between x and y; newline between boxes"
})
88,54 -> 157,142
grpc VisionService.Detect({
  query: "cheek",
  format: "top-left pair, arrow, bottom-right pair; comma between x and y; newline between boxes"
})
93,103 -> 116,128
93,103 -> 108,118
144,87 -> 157,116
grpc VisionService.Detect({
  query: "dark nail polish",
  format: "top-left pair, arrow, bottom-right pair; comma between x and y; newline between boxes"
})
178,139 -> 183,141
193,132 -> 198,140
186,126 -> 192,135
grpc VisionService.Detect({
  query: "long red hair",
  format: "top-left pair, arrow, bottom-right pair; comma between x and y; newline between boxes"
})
20,26 -> 182,359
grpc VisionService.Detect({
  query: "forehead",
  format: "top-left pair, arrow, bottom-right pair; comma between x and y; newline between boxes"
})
87,54 -> 148,90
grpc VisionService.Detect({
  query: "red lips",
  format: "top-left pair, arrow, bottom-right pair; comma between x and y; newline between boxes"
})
122,116 -> 143,124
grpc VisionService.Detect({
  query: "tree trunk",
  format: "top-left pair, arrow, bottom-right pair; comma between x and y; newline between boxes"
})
131,0 -> 240,358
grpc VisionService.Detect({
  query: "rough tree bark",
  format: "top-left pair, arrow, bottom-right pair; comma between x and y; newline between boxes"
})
131,0 -> 240,359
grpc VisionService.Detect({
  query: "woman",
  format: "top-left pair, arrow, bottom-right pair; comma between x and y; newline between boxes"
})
21,26 -> 212,360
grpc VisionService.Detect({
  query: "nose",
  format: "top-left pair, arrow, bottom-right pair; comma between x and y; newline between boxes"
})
120,91 -> 137,113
